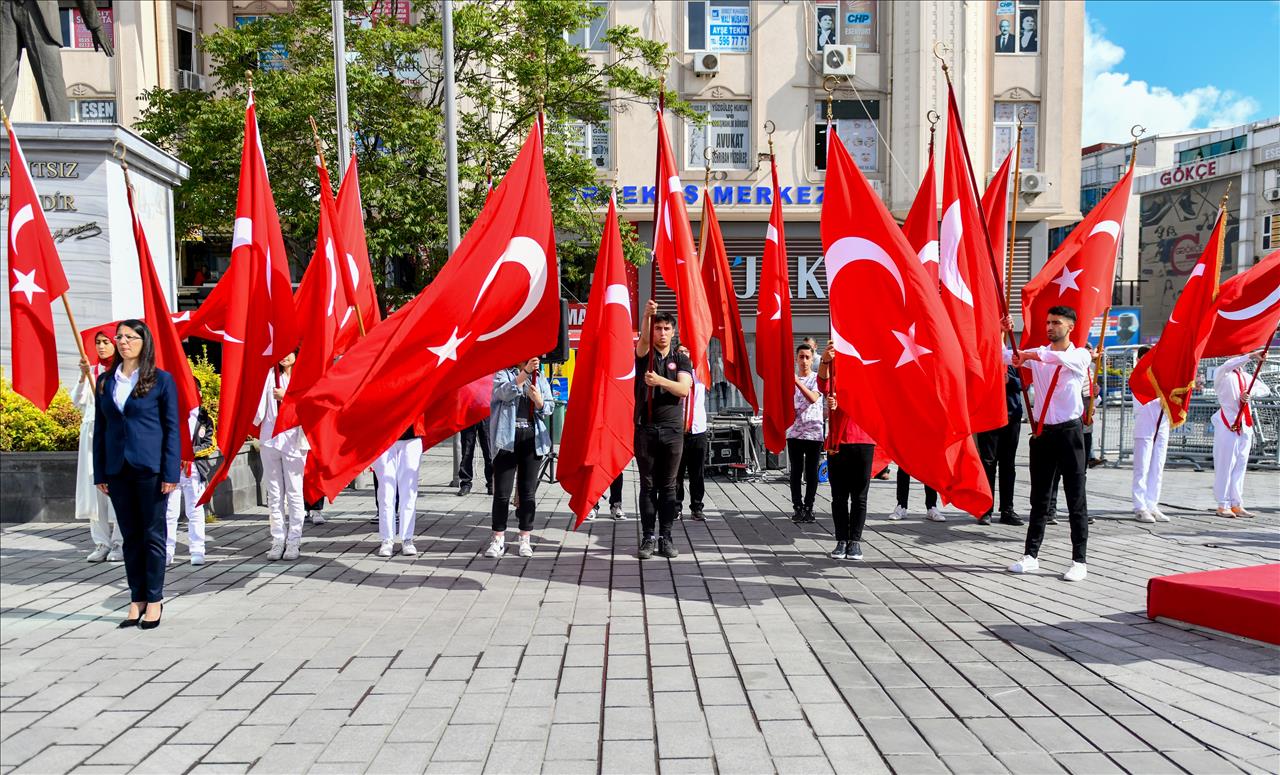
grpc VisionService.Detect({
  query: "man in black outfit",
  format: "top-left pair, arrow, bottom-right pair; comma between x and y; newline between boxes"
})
634,301 -> 693,559
976,365 -> 1024,526
457,419 -> 493,496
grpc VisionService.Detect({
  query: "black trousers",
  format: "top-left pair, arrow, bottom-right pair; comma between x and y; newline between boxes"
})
106,464 -> 168,603
829,443 -> 874,543
636,424 -> 684,538
491,435 -> 540,532
1026,419 -> 1089,563
676,432 -> 706,512
977,419 -> 1021,516
459,419 -> 494,488
896,468 -> 937,509
787,438 -> 822,509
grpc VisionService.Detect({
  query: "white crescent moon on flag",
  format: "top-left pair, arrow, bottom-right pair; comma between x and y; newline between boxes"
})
770,292 -> 782,321
918,240 -> 939,268
232,217 -> 253,251
824,236 -> 906,365
1089,220 -> 1120,242
1218,283 -> 1280,321
9,204 -> 33,256
938,202 -> 973,306
474,236 -> 548,342
346,253 -> 360,289
604,283 -> 635,379
325,239 -> 338,317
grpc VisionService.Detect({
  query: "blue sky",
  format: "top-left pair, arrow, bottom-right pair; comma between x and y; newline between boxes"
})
1082,1 -> 1280,144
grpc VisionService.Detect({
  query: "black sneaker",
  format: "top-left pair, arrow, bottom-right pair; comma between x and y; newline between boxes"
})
486,482 -> 493,495
638,537 -> 656,560
792,505 -> 804,521
691,510 -> 706,521
844,541 -> 863,560
998,512 -> 1024,526
830,541 -> 847,559
977,514 -> 992,525
457,483 -> 471,497
657,537 -> 679,559
1047,513 -> 1060,525
803,507 -> 817,523
1087,516 -> 1096,525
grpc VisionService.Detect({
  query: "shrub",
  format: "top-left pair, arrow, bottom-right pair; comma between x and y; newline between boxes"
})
0,377 -> 82,452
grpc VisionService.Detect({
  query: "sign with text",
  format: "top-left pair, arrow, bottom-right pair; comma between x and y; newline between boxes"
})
708,5 -> 750,52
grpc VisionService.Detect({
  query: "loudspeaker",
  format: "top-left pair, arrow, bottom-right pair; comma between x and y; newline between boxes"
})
544,299 -> 570,363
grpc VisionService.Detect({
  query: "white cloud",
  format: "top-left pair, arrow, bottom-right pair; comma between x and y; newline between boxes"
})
1082,18 -> 1261,146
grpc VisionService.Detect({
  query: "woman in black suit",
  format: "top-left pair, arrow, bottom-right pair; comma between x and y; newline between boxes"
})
93,320 -> 180,629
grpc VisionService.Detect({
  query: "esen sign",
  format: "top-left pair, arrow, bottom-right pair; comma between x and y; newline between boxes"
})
1158,160 -> 1217,187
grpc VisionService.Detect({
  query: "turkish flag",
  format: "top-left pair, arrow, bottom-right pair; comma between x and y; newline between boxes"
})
125,181 -> 200,465
902,148 -> 939,284
982,148 -> 1014,284
755,153 -> 795,453
1022,166 -> 1132,349
940,89 -> 1007,433
417,374 -> 491,450
653,109 -> 713,387
1129,209 -> 1226,424
80,322 -> 119,367
275,159 -> 351,434
1203,250 -> 1280,357
5,123 -> 70,410
294,121 -> 558,502
821,125 -> 991,517
332,154 -> 381,354
197,92 -> 300,505
558,192 -> 636,527
700,195 -> 757,412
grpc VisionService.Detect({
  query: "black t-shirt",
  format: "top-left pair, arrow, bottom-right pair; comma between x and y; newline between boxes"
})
635,348 -> 694,428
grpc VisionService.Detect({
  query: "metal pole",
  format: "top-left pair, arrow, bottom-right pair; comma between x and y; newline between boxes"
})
443,0 -> 463,486
331,0 -> 351,184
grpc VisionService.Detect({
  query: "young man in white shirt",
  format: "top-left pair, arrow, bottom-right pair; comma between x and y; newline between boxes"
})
1131,346 -> 1172,523
1212,351 -> 1270,517
1004,306 -> 1093,582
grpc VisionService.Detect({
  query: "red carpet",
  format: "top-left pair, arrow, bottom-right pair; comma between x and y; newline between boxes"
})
1147,564 -> 1280,646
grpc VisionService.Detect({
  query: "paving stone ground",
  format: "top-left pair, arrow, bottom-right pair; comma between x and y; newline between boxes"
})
1,442 -> 1277,775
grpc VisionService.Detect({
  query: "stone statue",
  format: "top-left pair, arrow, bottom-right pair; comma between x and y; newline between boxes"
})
1,0 -> 114,122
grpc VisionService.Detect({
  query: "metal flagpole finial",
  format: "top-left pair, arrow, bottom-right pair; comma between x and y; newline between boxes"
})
245,70 -> 253,89
764,119 -> 776,157
703,146 -> 713,188
932,42 -> 952,81
0,99 -> 9,129
1016,106 -> 1030,129
1126,124 -> 1145,172
822,75 -> 837,122
1220,180 -> 1233,210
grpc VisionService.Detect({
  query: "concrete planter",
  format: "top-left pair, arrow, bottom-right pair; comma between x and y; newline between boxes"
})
0,445 -> 260,524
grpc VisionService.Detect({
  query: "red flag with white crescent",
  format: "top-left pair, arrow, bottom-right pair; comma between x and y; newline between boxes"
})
5,122 -> 70,410
332,154 -> 380,354
982,148 -> 1014,283
903,147 -> 940,285
700,196 -> 758,413
294,121 -> 559,502
1202,250 -> 1280,357
821,125 -> 992,518
755,152 -> 794,453
558,192 -> 636,527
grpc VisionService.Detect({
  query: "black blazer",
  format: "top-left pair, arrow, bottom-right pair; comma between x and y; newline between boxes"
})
93,368 -> 181,484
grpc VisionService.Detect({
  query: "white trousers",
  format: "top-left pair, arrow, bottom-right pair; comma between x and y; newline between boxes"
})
373,438 -> 423,542
166,471 -> 208,558
89,489 -> 121,549
1211,414 -> 1253,508
262,445 -> 306,542
1131,400 -> 1170,511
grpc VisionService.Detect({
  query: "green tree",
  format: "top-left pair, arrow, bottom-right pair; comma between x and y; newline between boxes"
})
137,0 -> 689,306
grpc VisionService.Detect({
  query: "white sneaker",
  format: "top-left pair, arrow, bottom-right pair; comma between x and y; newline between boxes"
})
1008,555 -> 1040,574
377,540 -> 394,558
107,546 -> 123,562
518,536 -> 533,558
1150,508 -> 1171,523
483,536 -> 505,558
925,507 -> 946,522
266,539 -> 285,561
889,505 -> 907,521
611,505 -> 626,520
1135,509 -> 1156,523
1062,562 -> 1088,582
87,544 -> 109,562
309,511 -> 326,525
586,507 -> 598,521
282,540 -> 300,561
401,541 -> 418,556
190,553 -> 205,566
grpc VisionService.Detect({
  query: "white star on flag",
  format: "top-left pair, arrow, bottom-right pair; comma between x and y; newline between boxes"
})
1052,265 -> 1083,296
892,324 -> 932,368
427,327 -> 469,365
10,268 -> 45,304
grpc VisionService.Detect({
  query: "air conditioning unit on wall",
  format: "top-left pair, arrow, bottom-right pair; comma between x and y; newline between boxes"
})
694,52 -> 720,77
823,45 -> 857,77
1264,187 -> 1280,202
1021,172 -> 1047,194
177,70 -> 205,91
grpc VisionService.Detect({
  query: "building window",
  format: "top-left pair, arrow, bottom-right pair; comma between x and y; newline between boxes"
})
59,4 -> 115,50
234,15 -> 288,71
566,119 -> 611,171
74,99 -> 116,124
995,0 -> 1038,54
814,2 -> 878,53
176,6 -> 199,74
1177,135 -> 1247,164
993,102 -> 1039,170
814,100 -> 879,172
1264,214 -> 1276,252
687,102 -> 750,170
566,0 -> 608,51
687,1 -> 750,53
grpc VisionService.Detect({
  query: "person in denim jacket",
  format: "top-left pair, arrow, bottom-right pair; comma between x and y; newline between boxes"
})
485,357 -> 555,558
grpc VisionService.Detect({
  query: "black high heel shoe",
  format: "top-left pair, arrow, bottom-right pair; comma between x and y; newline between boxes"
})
119,604 -> 146,628
139,603 -> 163,630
